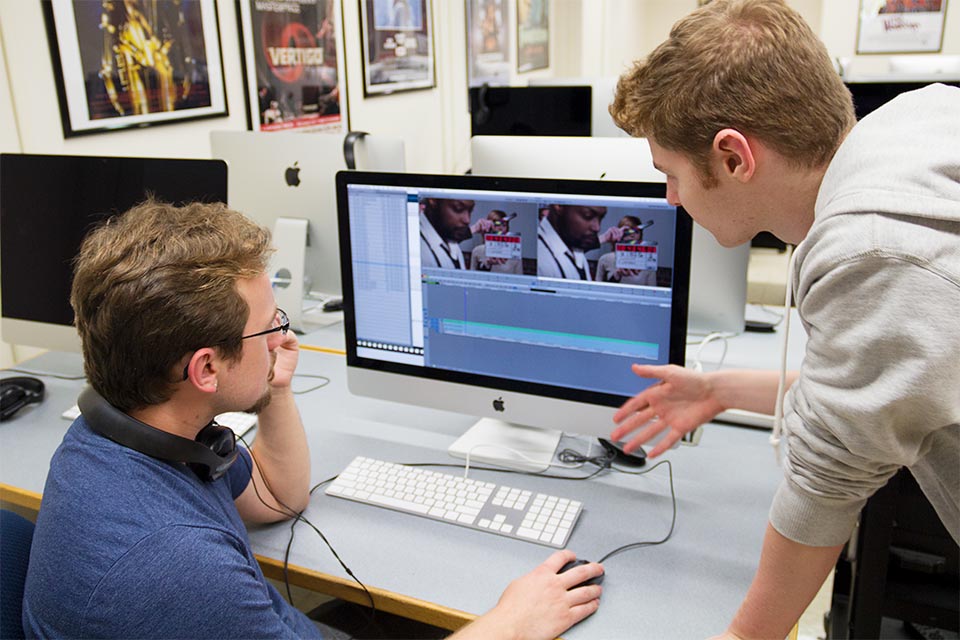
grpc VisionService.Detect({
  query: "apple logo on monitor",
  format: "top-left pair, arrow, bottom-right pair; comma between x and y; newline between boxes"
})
284,161 -> 301,187
492,396 -> 505,412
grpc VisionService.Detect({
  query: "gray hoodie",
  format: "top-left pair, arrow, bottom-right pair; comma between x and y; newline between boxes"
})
771,83 -> 960,547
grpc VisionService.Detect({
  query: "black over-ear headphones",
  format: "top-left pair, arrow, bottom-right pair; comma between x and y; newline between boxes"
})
0,377 -> 45,421
343,130 -> 370,170
77,387 -> 238,482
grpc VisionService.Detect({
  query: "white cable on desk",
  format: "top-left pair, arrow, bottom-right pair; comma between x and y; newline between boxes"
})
691,331 -> 729,372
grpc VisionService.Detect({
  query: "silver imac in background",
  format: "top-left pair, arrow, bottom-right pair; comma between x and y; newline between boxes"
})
210,131 -> 405,330
336,171 -> 692,471
0,153 -> 227,354
470,135 -> 750,336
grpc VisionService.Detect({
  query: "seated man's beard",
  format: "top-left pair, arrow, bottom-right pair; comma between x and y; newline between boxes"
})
447,225 -> 472,243
244,389 -> 272,415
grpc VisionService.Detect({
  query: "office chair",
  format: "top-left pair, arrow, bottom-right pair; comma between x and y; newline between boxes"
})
0,510 -> 34,640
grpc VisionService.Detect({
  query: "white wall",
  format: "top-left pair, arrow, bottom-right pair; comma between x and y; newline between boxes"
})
819,1 -> 960,75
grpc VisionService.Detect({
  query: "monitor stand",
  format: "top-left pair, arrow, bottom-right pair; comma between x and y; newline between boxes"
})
270,217 -> 309,332
447,418 -> 562,472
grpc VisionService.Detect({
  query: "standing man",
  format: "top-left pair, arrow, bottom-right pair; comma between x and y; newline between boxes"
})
609,1 -> 959,638
23,199 -> 602,639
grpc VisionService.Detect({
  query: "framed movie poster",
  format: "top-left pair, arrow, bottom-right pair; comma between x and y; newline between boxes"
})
42,0 -> 228,137
517,0 -> 548,72
238,0 -> 348,132
466,0 -> 510,87
856,0 -> 948,54
360,0 -> 436,95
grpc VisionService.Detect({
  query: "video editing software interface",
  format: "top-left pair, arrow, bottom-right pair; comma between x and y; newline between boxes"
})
342,175 -> 690,403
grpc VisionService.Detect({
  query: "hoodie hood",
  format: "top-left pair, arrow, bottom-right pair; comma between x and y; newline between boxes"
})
815,83 -> 960,225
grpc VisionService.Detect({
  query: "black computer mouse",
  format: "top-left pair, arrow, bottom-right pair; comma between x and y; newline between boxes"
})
558,559 -> 604,588
598,437 -> 647,468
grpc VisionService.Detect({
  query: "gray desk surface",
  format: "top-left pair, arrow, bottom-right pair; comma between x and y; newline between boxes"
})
0,309 -> 803,638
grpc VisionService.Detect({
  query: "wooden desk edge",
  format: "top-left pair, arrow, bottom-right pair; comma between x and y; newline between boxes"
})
1,483 -> 42,513
0,483 -> 474,631
256,554 -> 477,631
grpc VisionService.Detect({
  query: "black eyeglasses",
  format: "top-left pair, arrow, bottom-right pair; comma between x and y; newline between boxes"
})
240,308 -> 290,341
181,309 -> 290,381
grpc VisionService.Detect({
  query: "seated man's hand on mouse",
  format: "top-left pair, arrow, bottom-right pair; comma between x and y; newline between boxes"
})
450,550 -> 603,640
559,558 -> 605,588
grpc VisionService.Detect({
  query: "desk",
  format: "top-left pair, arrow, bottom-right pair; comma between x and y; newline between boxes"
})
0,314 -> 797,638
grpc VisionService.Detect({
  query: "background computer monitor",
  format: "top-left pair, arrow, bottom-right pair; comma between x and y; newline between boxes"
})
527,76 -> 627,138
336,170 -> 692,470
469,86 -> 592,137
210,131 -> 406,309
844,78 -> 960,120
0,153 -> 227,353
470,135 -> 750,336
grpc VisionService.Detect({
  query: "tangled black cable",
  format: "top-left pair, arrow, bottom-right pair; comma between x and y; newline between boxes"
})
234,434 -> 383,636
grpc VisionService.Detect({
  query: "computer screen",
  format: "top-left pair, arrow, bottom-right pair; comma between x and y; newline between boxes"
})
0,153 -> 227,353
527,76 -> 628,138
469,86 -> 592,137
470,135 -> 750,336
210,131 -> 406,327
845,79 -> 960,120
336,171 -> 692,470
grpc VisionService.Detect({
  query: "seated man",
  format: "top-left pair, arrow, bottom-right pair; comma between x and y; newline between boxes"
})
22,199 -> 602,639
594,215 -> 658,286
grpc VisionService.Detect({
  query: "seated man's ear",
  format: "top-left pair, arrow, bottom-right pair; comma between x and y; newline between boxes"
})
183,348 -> 220,394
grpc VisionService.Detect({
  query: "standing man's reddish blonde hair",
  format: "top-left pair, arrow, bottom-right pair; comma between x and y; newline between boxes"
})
610,0 -> 855,185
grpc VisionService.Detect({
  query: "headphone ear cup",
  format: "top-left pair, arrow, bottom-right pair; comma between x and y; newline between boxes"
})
0,377 -> 45,421
189,422 -> 238,481
196,422 -> 237,457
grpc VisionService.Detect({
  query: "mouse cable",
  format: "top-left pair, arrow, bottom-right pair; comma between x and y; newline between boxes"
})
234,435 -> 381,634
291,373 -> 331,395
597,458 -> 677,564
556,441 -> 617,468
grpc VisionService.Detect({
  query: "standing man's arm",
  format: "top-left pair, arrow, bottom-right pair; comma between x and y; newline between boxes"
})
235,331 -> 311,522
714,524 -> 843,640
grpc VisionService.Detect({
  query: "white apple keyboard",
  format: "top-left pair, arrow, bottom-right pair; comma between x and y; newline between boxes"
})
326,456 -> 583,548
61,404 -> 259,437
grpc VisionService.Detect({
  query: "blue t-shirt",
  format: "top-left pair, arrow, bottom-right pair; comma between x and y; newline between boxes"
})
22,417 -> 321,639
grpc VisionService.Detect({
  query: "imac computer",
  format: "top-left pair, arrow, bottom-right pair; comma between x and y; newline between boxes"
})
0,153 -> 227,353
210,131 -> 406,330
336,171 -> 692,471
470,135 -> 751,336
469,86 -> 592,137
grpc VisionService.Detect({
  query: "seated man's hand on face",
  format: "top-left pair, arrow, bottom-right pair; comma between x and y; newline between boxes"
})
269,330 -> 300,389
